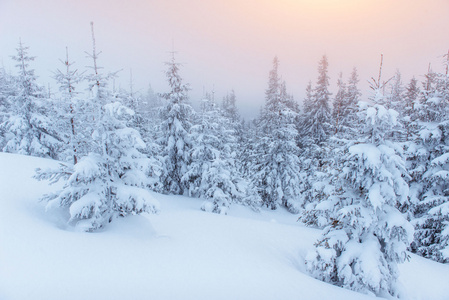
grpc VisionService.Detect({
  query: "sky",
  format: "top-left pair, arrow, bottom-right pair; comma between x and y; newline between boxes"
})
1,0 -> 448,118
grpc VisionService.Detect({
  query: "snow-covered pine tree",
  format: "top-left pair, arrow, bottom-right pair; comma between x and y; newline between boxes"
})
139,84 -> 163,140
220,90 -> 241,151
52,47 -> 85,164
410,58 -> 449,263
332,72 -> 347,134
346,67 -> 362,106
401,75 -> 420,132
0,40 -> 62,158
120,84 -> 164,189
221,90 -> 240,124
388,70 -> 404,111
411,121 -> 449,263
221,89 -> 251,177
118,87 -> 164,193
296,80 -> 314,191
0,67 -> 13,136
281,80 -> 300,115
239,117 -> 258,178
36,23 -> 159,231
159,51 -> 194,195
250,57 -> 302,212
302,81 -> 314,114
340,67 -> 361,135
143,84 -> 163,124
297,56 -> 335,215
301,55 -> 333,148
390,76 -> 421,219
305,97 -> 413,297
299,68 -> 361,228
183,93 -> 260,213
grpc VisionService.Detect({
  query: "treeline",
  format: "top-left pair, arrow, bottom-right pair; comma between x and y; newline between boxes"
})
0,26 -> 448,297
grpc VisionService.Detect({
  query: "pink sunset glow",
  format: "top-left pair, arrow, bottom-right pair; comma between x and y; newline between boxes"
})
1,0 -> 448,117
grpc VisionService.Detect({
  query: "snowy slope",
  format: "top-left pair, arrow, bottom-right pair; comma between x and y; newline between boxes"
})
1,153 -> 448,300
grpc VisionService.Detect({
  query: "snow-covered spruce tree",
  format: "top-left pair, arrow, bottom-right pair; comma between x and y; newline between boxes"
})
302,81 -> 314,114
300,55 -> 333,149
337,67 -> 361,136
159,51 -> 194,195
221,90 -> 244,156
346,67 -> 362,107
111,70 -> 146,133
298,56 -> 334,214
299,69 -> 361,228
281,80 -> 301,115
117,83 -> 164,191
250,57 -> 302,212
183,93 -> 260,213
36,23 -> 159,231
121,88 -> 164,193
239,117 -> 258,177
418,67 -> 440,122
298,55 -> 333,180
411,122 -> 449,263
142,83 -> 163,128
409,61 -> 449,263
388,70 -> 404,111
396,76 -> 422,217
305,99 -> 413,297
332,72 -> 347,134
401,77 -> 420,143
297,162 -> 337,228
221,91 -> 254,183
296,81 -> 314,197
0,67 -> 13,136
52,47 -> 85,164
0,40 -> 62,158
221,90 -> 240,124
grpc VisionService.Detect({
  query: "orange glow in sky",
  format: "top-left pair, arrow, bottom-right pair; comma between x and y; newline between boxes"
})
1,0 -> 448,117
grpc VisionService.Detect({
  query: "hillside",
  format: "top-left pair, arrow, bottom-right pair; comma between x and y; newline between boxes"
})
1,152 -> 448,300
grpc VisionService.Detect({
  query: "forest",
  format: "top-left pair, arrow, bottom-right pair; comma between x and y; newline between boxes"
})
1,24 -> 448,298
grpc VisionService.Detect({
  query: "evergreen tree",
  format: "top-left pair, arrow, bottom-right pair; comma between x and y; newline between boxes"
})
53,47 -> 84,164
306,99 -> 413,297
0,67 -> 13,137
220,90 -> 247,173
159,51 -> 194,195
35,23 -> 159,231
0,40 -> 62,158
341,67 -> 361,134
299,55 -> 333,172
298,56 -> 334,213
299,67 -> 360,227
36,101 -> 161,231
221,90 -> 240,124
184,94 -> 260,213
129,84 -> 164,181
302,81 -> 314,114
399,76 -> 422,218
304,55 -> 333,145
332,72 -> 347,134
410,60 -> 449,263
388,70 -> 404,111
141,83 -> 163,128
401,77 -> 420,142
251,57 -> 302,212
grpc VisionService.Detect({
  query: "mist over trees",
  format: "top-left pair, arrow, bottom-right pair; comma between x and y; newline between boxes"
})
1,26 -> 449,298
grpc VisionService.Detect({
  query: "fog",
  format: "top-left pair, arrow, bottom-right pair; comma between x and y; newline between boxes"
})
1,0 -> 448,118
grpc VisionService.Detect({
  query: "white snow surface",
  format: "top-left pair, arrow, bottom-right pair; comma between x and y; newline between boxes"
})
1,153 -> 449,300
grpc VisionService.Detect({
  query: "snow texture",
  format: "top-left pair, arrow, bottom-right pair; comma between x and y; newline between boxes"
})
2,153 -> 449,300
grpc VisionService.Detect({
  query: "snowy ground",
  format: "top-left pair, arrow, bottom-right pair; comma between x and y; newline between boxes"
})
1,153 -> 448,300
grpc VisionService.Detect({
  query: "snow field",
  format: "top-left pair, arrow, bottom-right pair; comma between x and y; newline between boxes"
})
1,153 -> 449,300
